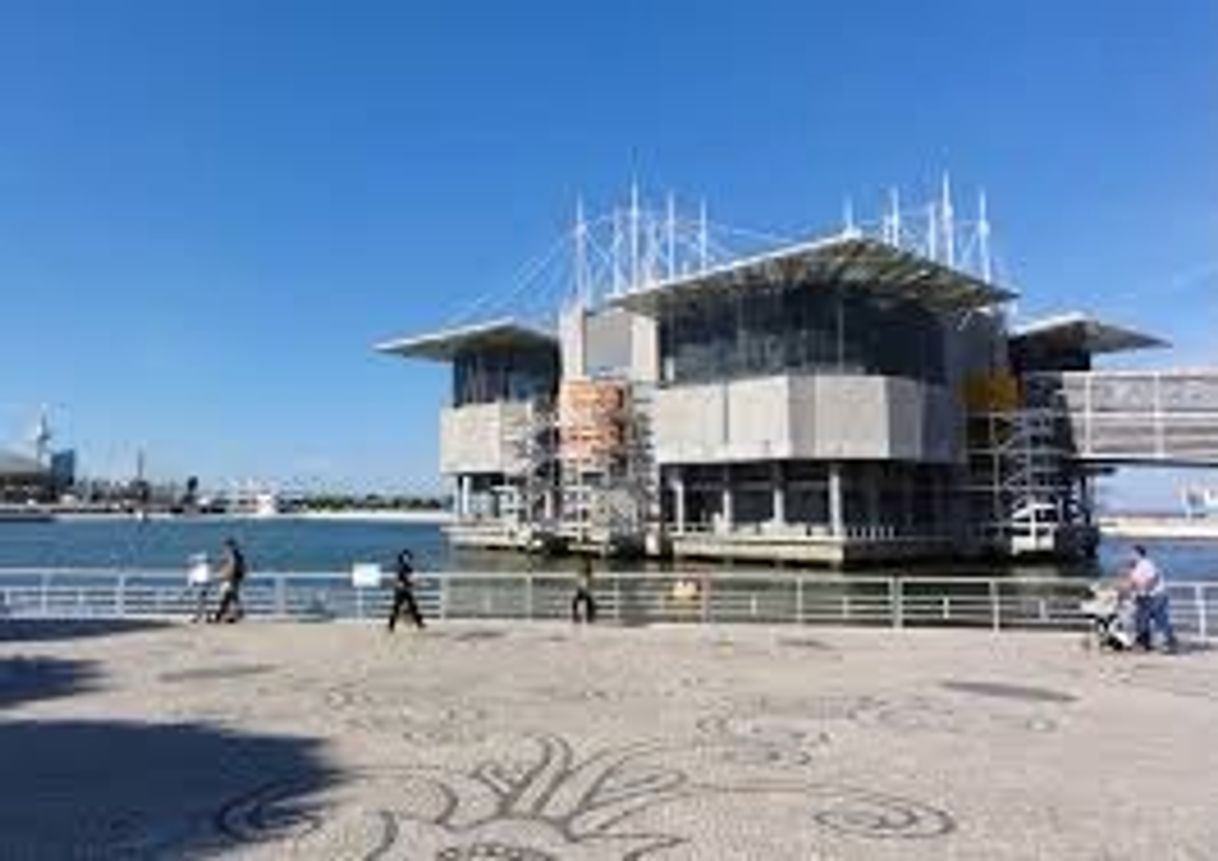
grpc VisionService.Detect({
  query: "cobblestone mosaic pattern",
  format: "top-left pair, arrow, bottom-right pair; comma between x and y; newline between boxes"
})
1,622 -> 1215,858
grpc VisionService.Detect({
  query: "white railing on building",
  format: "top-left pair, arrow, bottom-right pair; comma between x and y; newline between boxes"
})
0,569 -> 1213,640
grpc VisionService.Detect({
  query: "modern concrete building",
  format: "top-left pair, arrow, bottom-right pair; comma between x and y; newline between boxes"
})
379,186 -> 1218,565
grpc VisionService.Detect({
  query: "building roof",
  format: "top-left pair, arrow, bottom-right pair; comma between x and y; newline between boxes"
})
609,235 -> 1016,317
1010,313 -> 1168,354
375,318 -> 558,362
0,449 -> 45,477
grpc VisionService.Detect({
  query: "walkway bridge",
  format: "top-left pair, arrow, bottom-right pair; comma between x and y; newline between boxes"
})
1027,370 -> 1218,466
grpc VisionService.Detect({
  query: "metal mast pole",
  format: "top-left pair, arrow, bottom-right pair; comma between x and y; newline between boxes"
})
629,181 -> 641,291
926,201 -> 938,262
665,192 -> 676,279
574,197 -> 588,305
941,172 -> 955,268
698,199 -> 709,271
888,187 -> 901,246
978,188 -> 992,283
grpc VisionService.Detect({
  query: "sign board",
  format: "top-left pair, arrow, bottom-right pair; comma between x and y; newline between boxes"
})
351,563 -> 384,589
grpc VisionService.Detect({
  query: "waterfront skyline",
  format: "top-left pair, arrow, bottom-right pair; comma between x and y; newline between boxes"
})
0,1 -> 1214,503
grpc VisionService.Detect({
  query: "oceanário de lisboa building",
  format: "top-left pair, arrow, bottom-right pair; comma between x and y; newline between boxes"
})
379,181 -> 1218,566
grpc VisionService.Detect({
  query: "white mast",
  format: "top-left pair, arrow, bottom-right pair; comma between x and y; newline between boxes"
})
611,207 -> 623,296
941,172 -> 955,268
842,196 -> 856,237
697,198 -> 709,270
977,188 -> 992,283
574,196 -> 588,305
926,201 -> 938,262
629,181 -> 641,290
885,187 -> 901,245
665,191 -> 677,279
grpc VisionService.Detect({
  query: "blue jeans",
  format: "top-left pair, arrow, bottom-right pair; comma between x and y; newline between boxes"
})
1135,593 -> 1178,650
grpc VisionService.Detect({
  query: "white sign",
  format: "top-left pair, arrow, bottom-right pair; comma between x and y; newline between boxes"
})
351,563 -> 384,589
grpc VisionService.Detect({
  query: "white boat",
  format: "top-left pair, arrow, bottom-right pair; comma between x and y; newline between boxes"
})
1180,485 -> 1218,518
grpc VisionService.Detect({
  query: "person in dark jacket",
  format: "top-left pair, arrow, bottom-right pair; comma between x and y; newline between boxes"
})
211,538 -> 246,623
387,549 -> 426,632
571,556 -> 597,624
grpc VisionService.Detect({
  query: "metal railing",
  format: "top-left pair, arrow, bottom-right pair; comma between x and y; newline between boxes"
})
1,568 -> 1213,640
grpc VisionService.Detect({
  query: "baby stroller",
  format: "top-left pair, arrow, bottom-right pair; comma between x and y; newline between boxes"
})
1079,581 -> 1135,651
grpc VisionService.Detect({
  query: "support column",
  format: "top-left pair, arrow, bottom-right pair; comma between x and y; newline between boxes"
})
771,462 -> 786,527
672,469 -> 687,533
829,462 -> 844,538
458,475 -> 472,520
720,465 -> 734,532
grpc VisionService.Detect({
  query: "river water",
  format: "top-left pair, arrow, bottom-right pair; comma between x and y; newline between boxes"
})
1,517 -> 1216,581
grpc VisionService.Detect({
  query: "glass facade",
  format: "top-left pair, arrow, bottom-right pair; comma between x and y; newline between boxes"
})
658,284 -> 946,385
452,345 -> 559,406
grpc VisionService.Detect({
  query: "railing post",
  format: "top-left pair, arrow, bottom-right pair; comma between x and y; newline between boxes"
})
525,574 -> 534,621
890,577 -> 903,629
275,576 -> 287,618
795,575 -> 804,625
614,574 -> 622,624
440,576 -> 449,621
1196,584 -> 1208,640
41,574 -> 50,617
989,580 -> 1001,632
356,586 -> 366,620
116,574 -> 127,617
700,574 -> 710,624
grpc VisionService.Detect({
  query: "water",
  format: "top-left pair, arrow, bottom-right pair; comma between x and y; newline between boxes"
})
0,517 -> 1215,580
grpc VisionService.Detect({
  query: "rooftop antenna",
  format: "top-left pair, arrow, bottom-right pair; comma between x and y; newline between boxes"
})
698,199 -> 709,270
884,187 -> 901,245
574,196 -> 589,305
977,187 -> 992,283
629,180 -> 641,291
611,207 -> 624,296
842,196 -> 858,237
665,191 -> 677,280
940,172 -> 955,268
926,199 -> 938,262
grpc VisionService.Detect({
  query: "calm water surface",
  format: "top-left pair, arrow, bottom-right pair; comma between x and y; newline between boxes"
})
0,517 -> 1215,580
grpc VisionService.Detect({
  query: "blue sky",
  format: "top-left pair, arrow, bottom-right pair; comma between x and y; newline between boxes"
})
0,1 -> 1214,503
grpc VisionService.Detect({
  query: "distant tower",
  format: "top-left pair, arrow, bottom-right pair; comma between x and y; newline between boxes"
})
30,406 -> 52,465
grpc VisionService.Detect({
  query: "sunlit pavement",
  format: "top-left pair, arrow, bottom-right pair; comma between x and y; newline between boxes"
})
2,619 -> 1215,859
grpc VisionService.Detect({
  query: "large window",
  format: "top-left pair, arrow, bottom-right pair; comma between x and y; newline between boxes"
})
658,284 -> 945,385
452,346 -> 558,406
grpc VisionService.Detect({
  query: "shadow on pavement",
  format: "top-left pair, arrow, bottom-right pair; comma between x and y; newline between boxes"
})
0,719 -> 336,857
0,618 -> 174,642
0,656 -> 101,708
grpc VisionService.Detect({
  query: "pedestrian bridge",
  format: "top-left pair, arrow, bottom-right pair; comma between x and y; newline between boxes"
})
1027,370 -> 1218,466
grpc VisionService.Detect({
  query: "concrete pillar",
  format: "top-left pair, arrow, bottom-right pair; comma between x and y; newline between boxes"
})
828,462 -> 844,538
721,465 -> 734,531
459,475 -> 472,519
672,469 -> 686,533
771,462 -> 786,527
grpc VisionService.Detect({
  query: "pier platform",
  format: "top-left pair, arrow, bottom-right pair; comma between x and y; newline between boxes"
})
2,620 -> 1215,857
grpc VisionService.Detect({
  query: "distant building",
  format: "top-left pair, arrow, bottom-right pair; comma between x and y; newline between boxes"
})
0,449 -> 53,503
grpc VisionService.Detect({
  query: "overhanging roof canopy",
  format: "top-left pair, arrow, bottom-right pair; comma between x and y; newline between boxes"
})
609,235 -> 1016,317
1011,313 -> 1168,355
0,450 -> 45,477
375,318 -> 557,362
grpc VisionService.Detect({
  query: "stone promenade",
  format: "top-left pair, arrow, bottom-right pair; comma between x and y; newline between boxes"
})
1,619 -> 1215,859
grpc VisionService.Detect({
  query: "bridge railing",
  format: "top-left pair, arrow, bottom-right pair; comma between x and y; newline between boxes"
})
0,569 -> 1213,640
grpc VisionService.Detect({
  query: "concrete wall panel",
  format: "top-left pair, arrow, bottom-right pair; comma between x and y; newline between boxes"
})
440,401 -> 530,475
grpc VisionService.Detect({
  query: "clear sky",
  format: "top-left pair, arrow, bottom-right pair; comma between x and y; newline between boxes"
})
0,1 -> 1214,503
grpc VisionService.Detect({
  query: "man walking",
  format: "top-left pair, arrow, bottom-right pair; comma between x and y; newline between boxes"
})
571,556 -> 597,624
1128,544 -> 1178,653
211,537 -> 247,623
387,549 -> 426,632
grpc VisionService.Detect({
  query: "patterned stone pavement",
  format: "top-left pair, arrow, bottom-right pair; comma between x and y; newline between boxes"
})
1,620 -> 1215,859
